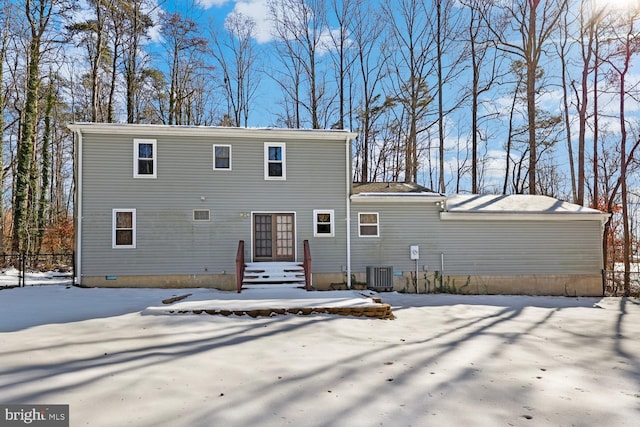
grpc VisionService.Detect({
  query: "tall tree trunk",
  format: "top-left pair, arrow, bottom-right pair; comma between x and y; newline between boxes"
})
618,50 -> 630,296
436,0 -> 445,192
0,14 -> 7,252
592,32 -> 600,207
36,77 -> 53,254
13,37 -> 41,253
470,23 -> 479,194
526,0 -> 537,194
90,0 -> 104,122
558,2 -> 576,202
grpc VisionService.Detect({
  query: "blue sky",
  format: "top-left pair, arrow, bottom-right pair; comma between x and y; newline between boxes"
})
163,0 -> 275,43
100,0 -> 640,194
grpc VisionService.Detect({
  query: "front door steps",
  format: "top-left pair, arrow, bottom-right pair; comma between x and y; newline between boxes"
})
242,262 -> 307,289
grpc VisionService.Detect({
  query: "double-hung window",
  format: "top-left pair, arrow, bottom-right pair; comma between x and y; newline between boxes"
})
264,142 -> 286,180
134,139 -> 157,178
213,145 -> 231,170
313,210 -> 335,237
113,209 -> 136,248
358,212 -> 379,237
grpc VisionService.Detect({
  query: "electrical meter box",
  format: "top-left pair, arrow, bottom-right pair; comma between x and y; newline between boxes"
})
410,245 -> 419,260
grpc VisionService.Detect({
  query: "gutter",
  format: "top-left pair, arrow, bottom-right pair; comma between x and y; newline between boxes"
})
440,212 -> 611,222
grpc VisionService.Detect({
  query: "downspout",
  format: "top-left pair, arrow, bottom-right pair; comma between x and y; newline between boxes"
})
74,128 -> 83,286
345,135 -> 352,289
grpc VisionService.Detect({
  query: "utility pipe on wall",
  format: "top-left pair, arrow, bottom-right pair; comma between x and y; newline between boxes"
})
416,258 -> 419,294
74,129 -> 83,285
441,252 -> 445,288
345,135 -> 352,289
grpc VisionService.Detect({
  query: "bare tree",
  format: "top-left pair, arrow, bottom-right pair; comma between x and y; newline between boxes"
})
0,1 -> 11,250
13,0 -> 75,253
556,0 -> 577,202
601,8 -> 640,295
210,11 -> 260,127
120,0 -> 154,124
67,0 -> 108,122
432,0 -> 467,193
382,0 -> 434,183
160,11 -> 207,125
269,0 -> 332,129
350,0 -> 388,182
486,0 -> 567,194
327,0 -> 358,130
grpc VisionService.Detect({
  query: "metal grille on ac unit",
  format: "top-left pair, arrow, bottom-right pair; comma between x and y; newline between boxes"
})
366,266 -> 393,291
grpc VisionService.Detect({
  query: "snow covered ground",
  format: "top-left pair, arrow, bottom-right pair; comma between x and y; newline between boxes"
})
1,285 -> 639,426
0,267 -> 73,287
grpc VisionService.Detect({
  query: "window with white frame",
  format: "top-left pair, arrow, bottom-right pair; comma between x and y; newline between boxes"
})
213,145 -> 231,170
193,209 -> 211,221
113,209 -> 136,248
134,139 -> 157,178
313,209 -> 334,237
264,142 -> 286,180
358,212 -> 379,237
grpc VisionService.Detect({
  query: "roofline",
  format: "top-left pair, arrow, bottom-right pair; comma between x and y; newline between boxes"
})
440,212 -> 611,222
351,194 -> 447,203
67,123 -> 358,141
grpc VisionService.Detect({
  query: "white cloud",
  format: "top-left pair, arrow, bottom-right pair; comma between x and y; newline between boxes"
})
483,149 -> 508,179
143,0 -> 164,44
233,0 -> 274,43
196,0 -> 233,7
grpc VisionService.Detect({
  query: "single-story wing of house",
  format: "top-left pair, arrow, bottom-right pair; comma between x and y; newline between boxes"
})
68,123 -> 609,296
351,183 -> 608,296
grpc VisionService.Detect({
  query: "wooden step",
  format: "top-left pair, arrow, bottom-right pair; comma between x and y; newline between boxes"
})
243,262 -> 306,286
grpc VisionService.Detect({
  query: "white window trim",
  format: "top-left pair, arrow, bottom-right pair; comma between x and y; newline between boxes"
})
264,142 -> 286,180
358,212 -> 379,237
112,209 -> 136,249
193,209 -> 211,221
313,209 -> 335,237
133,139 -> 157,179
213,144 -> 232,171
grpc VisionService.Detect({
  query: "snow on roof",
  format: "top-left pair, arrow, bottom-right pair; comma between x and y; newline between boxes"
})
446,194 -> 605,214
352,182 -> 444,198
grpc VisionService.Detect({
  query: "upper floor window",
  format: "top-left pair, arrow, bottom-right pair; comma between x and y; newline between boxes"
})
213,145 -> 231,170
314,210 -> 335,237
134,139 -> 157,178
358,212 -> 379,237
113,209 -> 136,248
264,142 -> 286,180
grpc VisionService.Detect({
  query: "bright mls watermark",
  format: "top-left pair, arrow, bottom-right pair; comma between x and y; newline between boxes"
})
0,405 -> 68,426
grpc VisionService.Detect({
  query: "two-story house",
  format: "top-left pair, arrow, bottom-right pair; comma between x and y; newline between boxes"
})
69,123 -> 609,296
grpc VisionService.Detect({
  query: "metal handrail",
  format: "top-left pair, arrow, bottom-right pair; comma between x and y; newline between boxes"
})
236,240 -> 245,293
303,239 -> 312,291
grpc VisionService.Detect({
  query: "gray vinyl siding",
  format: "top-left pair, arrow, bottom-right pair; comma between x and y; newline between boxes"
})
350,202 -> 603,276
80,132 -> 348,277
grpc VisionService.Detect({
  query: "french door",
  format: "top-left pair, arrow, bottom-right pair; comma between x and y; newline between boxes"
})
253,213 -> 295,261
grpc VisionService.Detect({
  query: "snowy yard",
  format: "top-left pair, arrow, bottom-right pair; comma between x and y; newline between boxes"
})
1,285 -> 639,426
